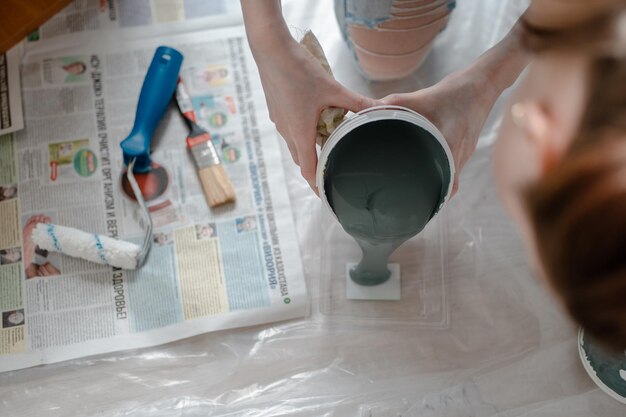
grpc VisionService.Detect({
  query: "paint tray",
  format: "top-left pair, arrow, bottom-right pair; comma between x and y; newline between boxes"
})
317,202 -> 450,328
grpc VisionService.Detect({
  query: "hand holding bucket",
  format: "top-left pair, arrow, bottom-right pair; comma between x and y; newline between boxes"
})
317,106 -> 455,286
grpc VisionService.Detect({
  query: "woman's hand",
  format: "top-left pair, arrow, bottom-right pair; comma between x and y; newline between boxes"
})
257,38 -> 377,191
382,69 -> 499,195
241,0 -> 378,191
383,20 -> 529,195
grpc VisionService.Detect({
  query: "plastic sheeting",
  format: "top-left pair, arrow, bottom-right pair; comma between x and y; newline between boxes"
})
2,0 -> 624,415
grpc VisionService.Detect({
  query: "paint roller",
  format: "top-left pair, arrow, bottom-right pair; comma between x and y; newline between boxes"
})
29,160 -> 150,270
31,46 -> 183,270
32,223 -> 141,270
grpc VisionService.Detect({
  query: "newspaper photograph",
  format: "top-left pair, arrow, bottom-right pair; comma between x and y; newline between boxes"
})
0,25 -> 307,373
0,44 -> 24,135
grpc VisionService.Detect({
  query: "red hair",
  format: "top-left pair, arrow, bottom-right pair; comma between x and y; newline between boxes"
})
523,10 -> 626,350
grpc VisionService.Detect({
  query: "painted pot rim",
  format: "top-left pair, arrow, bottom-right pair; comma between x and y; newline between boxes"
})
389,2 -> 450,16
352,36 -> 432,57
578,328 -> 626,404
348,14 -> 449,34
391,0 -> 450,11
316,105 -> 456,225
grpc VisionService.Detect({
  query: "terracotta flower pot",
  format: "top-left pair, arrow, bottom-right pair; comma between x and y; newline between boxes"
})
348,15 -> 448,55
353,42 -> 432,80
389,2 -> 446,17
392,0 -> 447,11
378,6 -> 450,29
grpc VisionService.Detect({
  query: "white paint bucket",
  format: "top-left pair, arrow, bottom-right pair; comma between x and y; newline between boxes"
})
316,105 -> 455,227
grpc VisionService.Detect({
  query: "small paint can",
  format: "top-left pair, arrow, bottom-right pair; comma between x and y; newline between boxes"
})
316,105 -> 455,237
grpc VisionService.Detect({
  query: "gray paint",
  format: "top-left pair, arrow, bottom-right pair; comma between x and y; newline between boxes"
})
344,0 -> 393,27
582,333 -> 626,397
324,119 -> 451,286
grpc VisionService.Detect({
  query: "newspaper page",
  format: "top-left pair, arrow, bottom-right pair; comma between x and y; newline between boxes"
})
0,44 -> 25,135
0,26 -> 307,373
24,0 -> 242,50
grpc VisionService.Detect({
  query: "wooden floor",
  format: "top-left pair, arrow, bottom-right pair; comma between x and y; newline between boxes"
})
0,0 -> 72,52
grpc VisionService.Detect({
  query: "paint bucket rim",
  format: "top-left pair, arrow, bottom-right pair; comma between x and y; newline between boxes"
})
316,105 -> 456,225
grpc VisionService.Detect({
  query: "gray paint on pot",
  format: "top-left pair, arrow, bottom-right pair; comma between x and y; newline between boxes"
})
324,119 -> 451,286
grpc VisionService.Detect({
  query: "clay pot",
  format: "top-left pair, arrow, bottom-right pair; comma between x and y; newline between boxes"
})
378,6 -> 450,29
348,14 -> 448,55
353,42 -> 432,81
390,3 -> 449,18
391,0 -> 447,11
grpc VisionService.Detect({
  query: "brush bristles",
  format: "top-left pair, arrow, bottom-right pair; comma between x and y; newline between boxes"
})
197,165 -> 236,207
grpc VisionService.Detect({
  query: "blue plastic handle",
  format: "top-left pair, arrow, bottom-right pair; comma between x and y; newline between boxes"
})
120,46 -> 184,173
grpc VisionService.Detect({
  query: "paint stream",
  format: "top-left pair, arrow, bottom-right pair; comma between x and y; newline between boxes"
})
324,119 -> 451,286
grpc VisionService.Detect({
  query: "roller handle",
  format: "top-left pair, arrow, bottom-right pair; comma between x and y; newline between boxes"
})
120,46 -> 184,173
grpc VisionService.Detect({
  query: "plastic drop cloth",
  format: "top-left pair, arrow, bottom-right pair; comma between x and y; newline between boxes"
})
1,0 -> 624,416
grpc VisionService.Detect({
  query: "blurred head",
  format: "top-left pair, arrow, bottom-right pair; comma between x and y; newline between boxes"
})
238,217 -> 256,232
63,62 -> 86,75
1,248 -> 21,264
199,225 -> 214,238
1,186 -> 16,200
8,310 -> 24,325
494,3 -> 626,350
205,67 -> 228,82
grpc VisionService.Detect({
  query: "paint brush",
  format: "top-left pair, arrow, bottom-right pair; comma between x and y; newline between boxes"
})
175,78 -> 236,207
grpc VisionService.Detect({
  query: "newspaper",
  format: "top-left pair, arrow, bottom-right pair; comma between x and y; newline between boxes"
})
3,0 -> 241,139
0,44 -> 24,135
25,0 -> 242,48
0,25 -> 308,373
